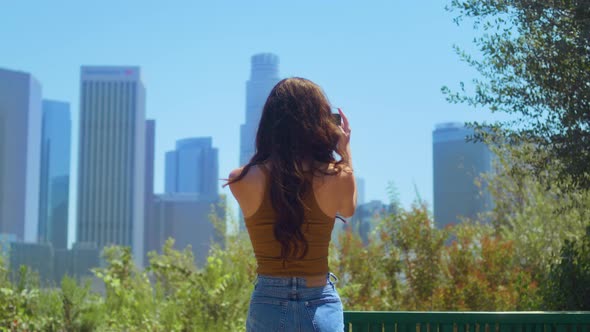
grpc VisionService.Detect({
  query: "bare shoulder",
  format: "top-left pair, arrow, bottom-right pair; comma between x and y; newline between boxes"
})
228,164 -> 267,217
330,163 -> 356,217
334,164 -> 354,190
315,162 -> 355,194
228,165 -> 265,191
312,162 -> 356,218
228,167 -> 244,181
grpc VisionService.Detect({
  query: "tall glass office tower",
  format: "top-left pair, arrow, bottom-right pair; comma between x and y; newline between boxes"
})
76,66 -> 145,266
38,100 -> 71,249
0,68 -> 42,242
143,119 -> 155,262
433,122 -> 493,228
239,53 -> 281,166
165,137 -> 218,201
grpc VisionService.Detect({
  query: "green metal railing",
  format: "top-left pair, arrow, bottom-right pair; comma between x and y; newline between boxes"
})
343,311 -> 590,332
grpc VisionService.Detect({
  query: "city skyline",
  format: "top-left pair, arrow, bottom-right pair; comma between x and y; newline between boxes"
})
0,1 -> 512,247
0,61 -> 497,250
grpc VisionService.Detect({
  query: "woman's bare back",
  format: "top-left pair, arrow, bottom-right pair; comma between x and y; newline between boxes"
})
229,163 -> 356,220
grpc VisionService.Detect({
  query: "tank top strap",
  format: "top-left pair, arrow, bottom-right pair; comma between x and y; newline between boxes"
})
258,164 -> 271,205
244,164 -> 271,220
304,171 -> 334,220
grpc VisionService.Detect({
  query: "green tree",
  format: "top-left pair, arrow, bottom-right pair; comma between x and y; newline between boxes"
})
481,144 -> 589,277
542,225 -> 590,310
392,201 -> 447,311
444,0 -> 590,190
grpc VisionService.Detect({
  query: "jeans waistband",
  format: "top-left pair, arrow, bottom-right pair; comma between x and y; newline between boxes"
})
255,272 -> 338,288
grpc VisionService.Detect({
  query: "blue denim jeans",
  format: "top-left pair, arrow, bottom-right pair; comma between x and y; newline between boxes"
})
246,273 -> 344,332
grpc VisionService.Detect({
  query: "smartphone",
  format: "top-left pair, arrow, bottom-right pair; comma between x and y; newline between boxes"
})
331,113 -> 342,126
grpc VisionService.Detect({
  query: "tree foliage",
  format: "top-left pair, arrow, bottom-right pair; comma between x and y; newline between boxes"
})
443,0 -> 590,189
332,197 -> 541,312
480,143 -> 590,277
542,225 -> 590,310
1,178 -> 589,329
436,222 -> 541,310
389,202 -> 446,310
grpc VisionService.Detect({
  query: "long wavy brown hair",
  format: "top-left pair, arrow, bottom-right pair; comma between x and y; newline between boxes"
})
227,77 -> 345,261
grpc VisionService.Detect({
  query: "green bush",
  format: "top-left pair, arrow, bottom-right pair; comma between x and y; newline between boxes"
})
0,178 -> 588,330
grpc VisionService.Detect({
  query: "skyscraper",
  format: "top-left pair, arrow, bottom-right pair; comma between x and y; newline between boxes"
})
239,53 -> 281,166
152,194 -> 225,266
76,66 -> 145,267
356,177 -> 366,205
143,119 -> 156,263
165,137 -> 219,201
433,122 -> 493,228
0,68 -> 42,242
38,100 -> 71,250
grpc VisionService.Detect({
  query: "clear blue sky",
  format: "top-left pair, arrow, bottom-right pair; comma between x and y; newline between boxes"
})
1,1 -> 505,243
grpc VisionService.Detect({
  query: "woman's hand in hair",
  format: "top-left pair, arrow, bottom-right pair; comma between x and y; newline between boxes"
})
336,108 -> 352,168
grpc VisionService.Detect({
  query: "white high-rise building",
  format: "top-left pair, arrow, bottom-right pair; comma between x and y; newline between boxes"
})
76,66 -> 145,267
239,53 -> 281,166
0,68 -> 42,242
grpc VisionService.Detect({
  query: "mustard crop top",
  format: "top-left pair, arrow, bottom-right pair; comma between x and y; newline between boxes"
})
244,168 -> 335,277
